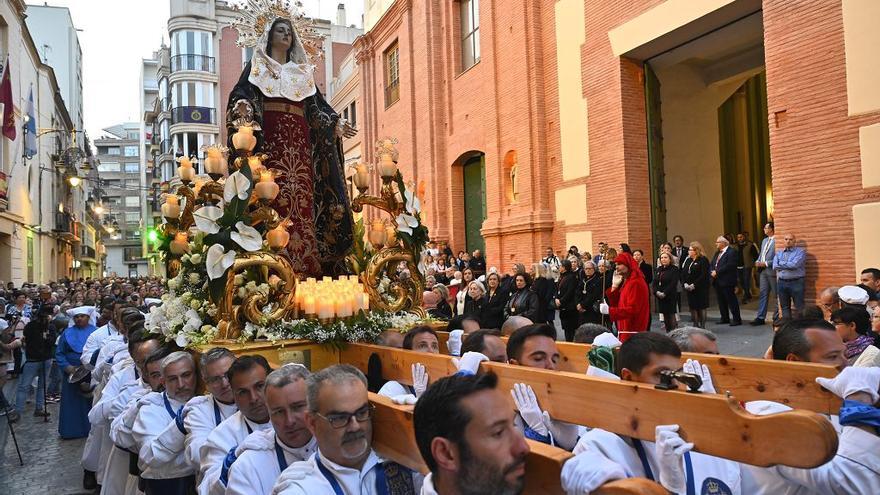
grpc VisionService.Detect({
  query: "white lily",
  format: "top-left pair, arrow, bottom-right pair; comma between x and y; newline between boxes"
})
231,221 -> 263,252
396,212 -> 419,235
193,205 -> 224,234
206,243 -> 236,280
404,189 -> 421,215
224,171 -> 251,202
175,333 -> 190,348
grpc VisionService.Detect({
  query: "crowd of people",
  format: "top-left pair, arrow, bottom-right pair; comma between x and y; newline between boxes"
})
2,223 -> 880,494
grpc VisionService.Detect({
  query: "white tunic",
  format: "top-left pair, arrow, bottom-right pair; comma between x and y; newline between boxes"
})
108,385 -> 153,495
183,395 -> 238,471
133,393 -> 195,480
80,322 -> 119,368
272,448 -> 422,495
741,400 -> 880,494
101,378 -> 149,495
197,411 -> 273,495
90,364 -> 137,489
419,473 -> 439,495
572,428 -> 742,495
225,430 -> 317,495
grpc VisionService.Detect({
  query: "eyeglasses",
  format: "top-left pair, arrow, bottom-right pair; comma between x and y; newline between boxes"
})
205,374 -> 229,386
315,403 -> 374,429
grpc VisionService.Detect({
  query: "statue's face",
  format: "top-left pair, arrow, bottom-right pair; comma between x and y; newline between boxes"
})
270,21 -> 293,55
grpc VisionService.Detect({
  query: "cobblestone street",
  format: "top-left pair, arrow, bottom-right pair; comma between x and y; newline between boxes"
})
0,381 -> 91,495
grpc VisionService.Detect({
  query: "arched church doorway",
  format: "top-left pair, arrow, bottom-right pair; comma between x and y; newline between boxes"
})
455,151 -> 487,254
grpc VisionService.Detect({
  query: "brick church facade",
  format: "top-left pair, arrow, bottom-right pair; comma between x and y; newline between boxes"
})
355,0 -> 880,297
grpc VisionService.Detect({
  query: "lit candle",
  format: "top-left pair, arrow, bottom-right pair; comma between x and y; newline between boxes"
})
352,162 -> 370,192
254,170 -> 279,200
378,152 -> 397,179
267,223 -> 289,250
232,125 -> 257,152
361,293 -> 370,311
178,157 -> 196,182
170,232 -> 189,255
369,219 -> 386,247
161,195 -> 180,219
204,147 -> 227,178
303,295 -> 316,315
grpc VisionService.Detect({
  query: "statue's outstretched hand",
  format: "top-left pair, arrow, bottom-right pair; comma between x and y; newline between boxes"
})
337,118 -> 358,138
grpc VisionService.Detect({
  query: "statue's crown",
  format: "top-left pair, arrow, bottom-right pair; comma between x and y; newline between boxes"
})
230,0 -> 324,59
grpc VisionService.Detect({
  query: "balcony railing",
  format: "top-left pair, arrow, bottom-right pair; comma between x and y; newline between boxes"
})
170,54 -> 215,73
159,138 -> 172,155
81,245 -> 96,259
171,106 -> 216,125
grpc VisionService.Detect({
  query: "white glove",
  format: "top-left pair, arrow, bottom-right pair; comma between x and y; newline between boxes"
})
411,363 -> 428,397
655,425 -> 694,494
611,273 -> 623,288
656,291 -> 665,299
447,329 -> 464,357
452,351 -> 488,375
391,394 -> 417,405
561,448 -> 627,495
816,366 -> 880,404
592,332 -> 622,348
682,359 -> 716,394
511,383 -> 549,436
271,462 -> 318,494
137,393 -> 164,408
599,302 -> 610,315
542,411 -> 580,450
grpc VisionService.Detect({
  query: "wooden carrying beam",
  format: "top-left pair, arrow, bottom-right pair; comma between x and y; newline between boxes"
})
370,393 -> 666,495
434,331 -> 841,415
345,344 -> 838,469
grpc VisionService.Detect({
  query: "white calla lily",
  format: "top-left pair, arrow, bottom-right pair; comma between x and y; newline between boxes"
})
224,171 -> 251,202
193,205 -> 224,234
231,221 -> 263,251
206,243 -> 236,280
175,333 -> 189,348
404,189 -> 421,214
396,213 -> 419,235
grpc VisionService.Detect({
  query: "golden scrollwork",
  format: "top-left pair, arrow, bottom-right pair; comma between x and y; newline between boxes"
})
176,184 -> 197,232
361,246 -> 426,318
213,251 -> 299,340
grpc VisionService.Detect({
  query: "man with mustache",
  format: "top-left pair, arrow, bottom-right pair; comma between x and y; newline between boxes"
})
198,355 -> 274,495
133,351 -> 199,493
226,364 -> 316,495
181,347 -> 239,469
273,364 -> 422,494
414,372 -> 529,495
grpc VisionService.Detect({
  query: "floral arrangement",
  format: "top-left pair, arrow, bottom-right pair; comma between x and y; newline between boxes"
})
243,310 -> 427,346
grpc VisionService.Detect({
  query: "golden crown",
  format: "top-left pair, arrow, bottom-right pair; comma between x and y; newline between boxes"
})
230,0 -> 325,60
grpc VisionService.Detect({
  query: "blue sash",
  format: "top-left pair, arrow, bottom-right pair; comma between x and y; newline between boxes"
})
315,451 -> 389,495
275,440 -> 288,472
213,399 -> 222,426
633,438 -> 695,495
162,393 -> 177,419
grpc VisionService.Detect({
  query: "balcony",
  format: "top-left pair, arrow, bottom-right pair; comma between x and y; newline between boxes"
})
53,212 -> 79,241
171,106 -> 216,125
171,54 -> 215,74
159,138 -> 172,155
81,245 -> 96,260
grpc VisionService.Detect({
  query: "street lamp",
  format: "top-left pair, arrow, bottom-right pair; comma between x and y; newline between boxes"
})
67,175 -> 81,187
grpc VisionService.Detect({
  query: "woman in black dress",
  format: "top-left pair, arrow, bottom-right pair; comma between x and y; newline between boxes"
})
531,263 -> 557,325
504,273 -> 540,323
654,252 -> 680,332
577,261 -> 604,326
681,241 -> 711,328
481,272 -> 508,330
556,260 -> 580,341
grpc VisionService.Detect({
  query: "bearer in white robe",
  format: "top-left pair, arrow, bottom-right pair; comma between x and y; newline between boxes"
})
272,364 -> 422,494
133,351 -> 198,494
108,346 -> 169,495
182,347 -> 238,471
226,364 -> 317,495
100,335 -> 161,495
81,300 -> 120,370
377,327 -> 440,398
198,355 -> 274,495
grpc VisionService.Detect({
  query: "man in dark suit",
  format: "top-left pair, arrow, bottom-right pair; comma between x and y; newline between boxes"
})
711,235 -> 742,326
672,235 -> 686,262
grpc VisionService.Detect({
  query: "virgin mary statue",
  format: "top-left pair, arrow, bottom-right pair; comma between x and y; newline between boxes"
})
227,2 -> 355,276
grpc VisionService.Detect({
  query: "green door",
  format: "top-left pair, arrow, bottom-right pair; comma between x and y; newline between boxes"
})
463,155 -> 486,254
645,63 -> 667,248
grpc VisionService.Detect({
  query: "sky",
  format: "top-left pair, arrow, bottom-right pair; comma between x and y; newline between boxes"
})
38,0 -> 365,141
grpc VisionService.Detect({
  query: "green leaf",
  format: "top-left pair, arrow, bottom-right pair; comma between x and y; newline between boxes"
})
208,274 -> 228,306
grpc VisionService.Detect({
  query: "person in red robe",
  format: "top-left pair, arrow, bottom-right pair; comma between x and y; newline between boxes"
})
600,252 -> 650,342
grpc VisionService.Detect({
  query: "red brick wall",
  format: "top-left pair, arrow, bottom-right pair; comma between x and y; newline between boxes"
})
217,26 -> 241,145
763,0 -> 880,295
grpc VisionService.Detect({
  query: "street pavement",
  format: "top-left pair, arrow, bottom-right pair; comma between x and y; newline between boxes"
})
0,300 -> 774,494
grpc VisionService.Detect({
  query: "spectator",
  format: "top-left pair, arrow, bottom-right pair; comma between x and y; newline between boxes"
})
710,236 -> 742,326
481,272 -> 508,330
469,249 -> 487,279
752,222 -> 778,325
818,286 -> 843,321
632,249 -> 653,285
504,273 -> 540,323
618,243 -> 632,255
429,284 -> 452,320
830,307 -> 877,365
671,235 -> 686,262
461,281 -> 487,320
577,261 -> 604,326
454,269 -> 476,315
599,253 -> 650,342
542,247 -> 560,271
656,242 -> 678,268
555,260 -> 579,342
859,268 -> 880,298
681,241 -> 711,329
591,243 -> 605,265
773,233 -> 806,318
531,263 -> 556,326
15,304 -> 55,417
654,252 -> 680,332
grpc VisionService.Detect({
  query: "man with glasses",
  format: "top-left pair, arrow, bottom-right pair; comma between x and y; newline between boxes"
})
273,364 -> 422,494
773,233 -> 806,319
198,355 -> 273,495
182,347 -> 238,470
226,364 -> 316,495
